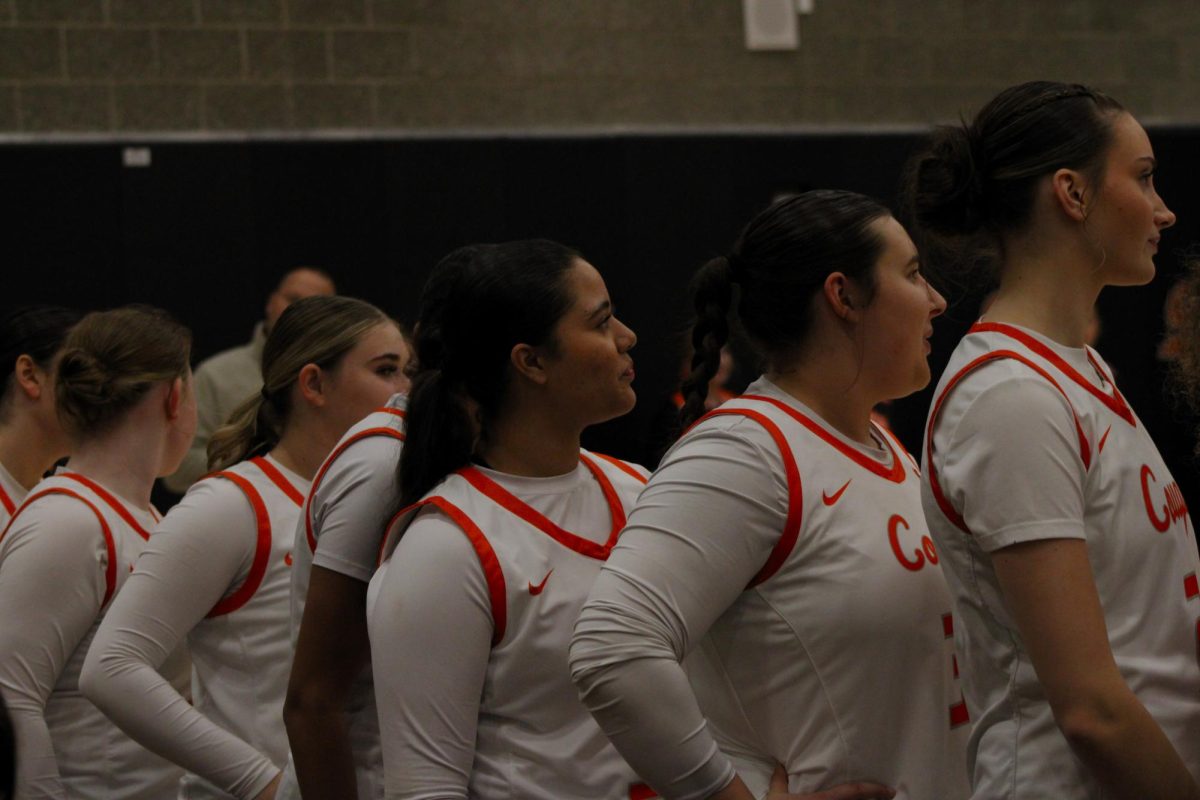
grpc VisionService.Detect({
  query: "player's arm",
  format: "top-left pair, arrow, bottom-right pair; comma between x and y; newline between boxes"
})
993,539 -> 1200,799
947,375 -> 1200,799
80,481 -> 281,800
571,421 -> 895,800
284,565 -> 371,800
284,436 -> 400,800
367,511 -> 493,799
0,502 -> 110,799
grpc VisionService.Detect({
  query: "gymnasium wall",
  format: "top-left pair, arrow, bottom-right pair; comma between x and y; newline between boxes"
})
0,0 -> 1198,133
2,0 -> 1198,512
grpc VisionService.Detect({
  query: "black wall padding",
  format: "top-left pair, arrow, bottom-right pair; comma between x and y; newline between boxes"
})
3,131 -> 1197,523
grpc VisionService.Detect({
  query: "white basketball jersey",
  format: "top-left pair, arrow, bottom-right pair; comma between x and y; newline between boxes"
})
683,394 -> 969,800
924,321 -> 1200,797
374,451 -> 656,800
280,396 -> 405,800
181,455 -> 307,799
1,472 -> 184,798
0,460 -> 25,531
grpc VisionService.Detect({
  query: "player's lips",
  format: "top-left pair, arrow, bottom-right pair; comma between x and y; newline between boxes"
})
923,328 -> 933,354
1149,236 -> 1160,252
620,361 -> 635,381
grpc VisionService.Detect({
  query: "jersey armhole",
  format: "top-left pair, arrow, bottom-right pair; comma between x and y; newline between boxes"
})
206,471 -> 272,618
695,407 -> 803,588
304,427 -> 406,553
925,349 -> 1092,534
383,496 -> 508,647
4,488 -> 119,607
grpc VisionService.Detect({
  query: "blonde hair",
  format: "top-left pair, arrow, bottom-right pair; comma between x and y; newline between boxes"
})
55,306 -> 191,438
207,295 -> 393,471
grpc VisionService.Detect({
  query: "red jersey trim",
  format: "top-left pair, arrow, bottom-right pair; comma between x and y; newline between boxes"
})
60,472 -> 154,540
0,483 -> 14,516
698,407 -> 803,588
925,349 -> 1092,533
590,452 -> 649,485
3,487 -> 119,607
740,394 -> 906,483
206,470 -> 272,618
971,322 -> 1134,426
456,453 -> 626,561
304,426 -> 406,552
394,495 -> 508,646
250,456 -> 304,506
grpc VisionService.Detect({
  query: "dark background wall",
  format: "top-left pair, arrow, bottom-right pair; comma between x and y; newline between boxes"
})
3,130 -> 1198,519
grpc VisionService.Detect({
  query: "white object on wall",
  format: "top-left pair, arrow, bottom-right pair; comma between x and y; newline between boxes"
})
743,0 -> 800,50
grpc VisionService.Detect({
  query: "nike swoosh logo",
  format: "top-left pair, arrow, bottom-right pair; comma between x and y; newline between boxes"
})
528,569 -> 553,595
822,480 -> 851,506
284,552 -> 293,566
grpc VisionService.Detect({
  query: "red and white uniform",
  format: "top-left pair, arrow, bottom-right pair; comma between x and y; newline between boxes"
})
0,459 -> 27,530
0,472 -> 186,799
923,321 -> 1200,798
571,377 -> 969,800
279,395 -> 406,800
368,451 -> 654,800
80,455 -> 308,800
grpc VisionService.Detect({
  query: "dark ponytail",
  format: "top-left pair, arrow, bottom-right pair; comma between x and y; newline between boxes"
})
398,240 -> 578,507
902,80 -> 1124,290
679,257 -> 735,428
680,190 -> 890,429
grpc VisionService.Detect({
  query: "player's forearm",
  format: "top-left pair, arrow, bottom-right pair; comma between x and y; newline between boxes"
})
1056,690 -> 1200,800
283,704 -> 358,800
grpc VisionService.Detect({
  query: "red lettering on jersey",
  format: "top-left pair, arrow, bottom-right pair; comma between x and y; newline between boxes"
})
888,514 -> 937,572
1141,465 -> 1189,534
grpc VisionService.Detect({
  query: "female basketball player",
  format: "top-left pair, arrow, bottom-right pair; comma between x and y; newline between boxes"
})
367,240 -> 653,798
570,190 -> 964,800
0,306 -> 194,798
905,81 -> 1199,798
0,306 -> 80,528
78,296 -> 409,800
283,337 -> 411,800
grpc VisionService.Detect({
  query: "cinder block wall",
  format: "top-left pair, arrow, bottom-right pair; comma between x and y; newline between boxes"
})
0,0 -> 1197,134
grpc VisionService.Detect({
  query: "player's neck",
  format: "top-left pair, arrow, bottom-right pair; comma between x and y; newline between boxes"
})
989,234 -> 1102,348
477,409 -> 581,479
68,437 -> 159,511
271,422 -> 337,481
0,419 -> 61,490
767,360 -> 876,447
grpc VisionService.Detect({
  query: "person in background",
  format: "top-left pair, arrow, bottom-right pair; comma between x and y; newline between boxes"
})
163,267 -> 336,493
1171,260 -> 1200,447
0,305 -> 81,528
0,305 -> 195,799
906,80 -> 1199,798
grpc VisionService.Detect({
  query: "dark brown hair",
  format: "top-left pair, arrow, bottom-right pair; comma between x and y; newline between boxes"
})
902,81 -> 1124,291
681,189 -> 890,428
55,306 -> 191,438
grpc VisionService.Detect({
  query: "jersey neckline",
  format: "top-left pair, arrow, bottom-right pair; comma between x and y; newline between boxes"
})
970,321 -> 1134,426
456,452 -> 626,560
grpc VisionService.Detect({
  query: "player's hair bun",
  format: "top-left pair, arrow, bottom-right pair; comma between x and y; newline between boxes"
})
905,123 -> 989,238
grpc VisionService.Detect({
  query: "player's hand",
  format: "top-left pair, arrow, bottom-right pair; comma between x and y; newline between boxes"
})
252,772 -> 282,800
766,763 -> 896,800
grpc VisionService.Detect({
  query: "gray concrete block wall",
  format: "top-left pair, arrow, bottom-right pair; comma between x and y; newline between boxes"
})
0,0 -> 1198,134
